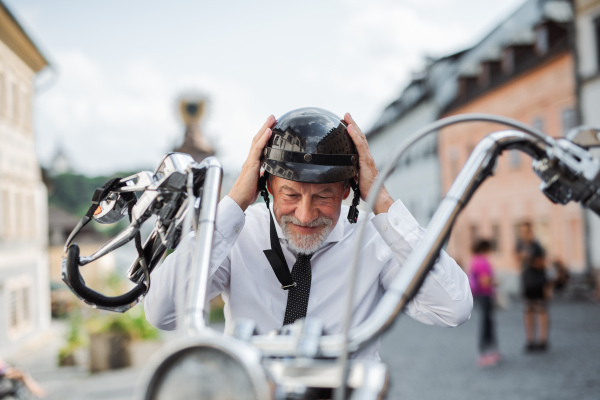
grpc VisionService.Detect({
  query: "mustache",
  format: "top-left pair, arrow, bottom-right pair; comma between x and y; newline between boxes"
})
280,215 -> 333,228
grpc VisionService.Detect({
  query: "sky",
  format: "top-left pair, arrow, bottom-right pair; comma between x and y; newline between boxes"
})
5,0 -> 526,176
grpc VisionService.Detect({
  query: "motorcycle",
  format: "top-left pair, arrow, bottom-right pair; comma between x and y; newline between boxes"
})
61,113 -> 600,399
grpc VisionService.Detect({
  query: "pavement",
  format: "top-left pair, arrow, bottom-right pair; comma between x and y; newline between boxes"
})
6,298 -> 600,400
381,298 -> 600,400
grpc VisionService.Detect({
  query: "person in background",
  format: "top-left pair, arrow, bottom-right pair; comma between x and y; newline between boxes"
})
0,358 -> 47,398
469,239 -> 500,366
515,221 -> 550,352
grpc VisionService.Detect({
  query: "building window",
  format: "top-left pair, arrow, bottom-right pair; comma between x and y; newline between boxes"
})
470,224 -> 479,246
532,116 -> 545,133
491,223 -> 501,252
6,279 -> 33,337
0,70 -> 4,116
404,151 -> 412,166
15,192 -> 22,238
28,194 -> 36,237
448,148 -> 460,180
466,144 -> 475,159
502,48 -> 515,74
9,289 -> 18,327
561,108 -> 578,136
2,190 -> 10,239
535,24 -> 549,55
12,82 -> 19,123
594,16 -> 600,71
22,286 -> 30,322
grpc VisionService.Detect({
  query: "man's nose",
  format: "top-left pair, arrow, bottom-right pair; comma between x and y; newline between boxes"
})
295,197 -> 317,224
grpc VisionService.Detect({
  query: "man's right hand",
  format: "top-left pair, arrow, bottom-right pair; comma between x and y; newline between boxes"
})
228,115 -> 275,211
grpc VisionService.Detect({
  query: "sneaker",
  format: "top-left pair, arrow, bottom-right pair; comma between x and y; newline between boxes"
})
536,341 -> 549,352
478,353 -> 500,367
487,351 -> 501,364
524,342 -> 537,353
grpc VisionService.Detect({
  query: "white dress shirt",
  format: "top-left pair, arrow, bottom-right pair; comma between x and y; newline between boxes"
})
145,195 -> 473,360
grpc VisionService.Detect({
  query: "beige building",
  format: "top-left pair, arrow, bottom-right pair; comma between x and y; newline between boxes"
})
575,0 -> 600,295
437,0 -> 583,296
0,2 -> 50,357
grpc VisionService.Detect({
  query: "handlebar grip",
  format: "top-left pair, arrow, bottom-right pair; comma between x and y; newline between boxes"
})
63,243 -> 147,311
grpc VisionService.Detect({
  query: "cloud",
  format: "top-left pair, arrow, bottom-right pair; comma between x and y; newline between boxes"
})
36,51 -> 178,174
35,49 -> 264,176
30,0 -> 526,176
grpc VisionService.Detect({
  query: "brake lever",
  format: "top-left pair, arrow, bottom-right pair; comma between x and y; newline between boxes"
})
533,137 -> 600,208
117,171 -> 155,192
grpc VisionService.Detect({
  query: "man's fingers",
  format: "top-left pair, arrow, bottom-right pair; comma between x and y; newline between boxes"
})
347,122 -> 370,157
248,127 -> 272,161
344,113 -> 365,137
253,115 -> 276,143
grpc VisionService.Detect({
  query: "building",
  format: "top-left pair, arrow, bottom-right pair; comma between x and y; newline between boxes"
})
367,0 -> 585,298
173,95 -> 215,163
0,2 -> 50,356
574,0 -> 600,292
366,53 -> 466,226
437,0 -> 584,294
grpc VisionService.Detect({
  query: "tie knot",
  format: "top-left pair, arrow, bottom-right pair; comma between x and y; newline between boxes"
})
297,253 -> 313,262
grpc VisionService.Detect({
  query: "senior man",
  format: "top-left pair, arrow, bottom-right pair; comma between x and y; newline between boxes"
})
145,107 -> 472,359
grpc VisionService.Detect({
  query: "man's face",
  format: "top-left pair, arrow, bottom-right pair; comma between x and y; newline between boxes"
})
268,176 -> 351,254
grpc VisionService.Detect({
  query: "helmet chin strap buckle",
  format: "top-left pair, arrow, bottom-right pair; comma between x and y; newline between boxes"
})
347,179 -> 360,224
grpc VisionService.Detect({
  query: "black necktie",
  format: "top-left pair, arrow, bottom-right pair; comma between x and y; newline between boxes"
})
283,253 -> 313,326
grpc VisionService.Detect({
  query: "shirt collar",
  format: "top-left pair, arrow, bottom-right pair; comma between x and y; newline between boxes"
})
269,203 -> 345,244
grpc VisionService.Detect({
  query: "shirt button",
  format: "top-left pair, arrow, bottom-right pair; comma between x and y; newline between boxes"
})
234,226 -> 240,233
393,218 -> 399,225
382,225 -> 388,231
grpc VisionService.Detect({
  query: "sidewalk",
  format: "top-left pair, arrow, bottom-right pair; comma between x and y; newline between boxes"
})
6,299 -> 600,399
382,298 -> 600,400
6,321 -> 143,400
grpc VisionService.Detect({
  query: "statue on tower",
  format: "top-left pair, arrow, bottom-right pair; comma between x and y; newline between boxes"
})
173,93 -> 215,162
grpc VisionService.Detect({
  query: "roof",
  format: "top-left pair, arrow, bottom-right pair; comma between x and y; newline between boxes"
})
366,0 -> 574,137
0,1 -> 49,72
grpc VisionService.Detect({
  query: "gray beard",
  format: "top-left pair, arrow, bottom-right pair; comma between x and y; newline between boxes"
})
280,215 -> 334,255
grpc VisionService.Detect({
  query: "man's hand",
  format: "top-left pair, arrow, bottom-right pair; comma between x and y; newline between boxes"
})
228,115 -> 275,211
344,113 -> 394,215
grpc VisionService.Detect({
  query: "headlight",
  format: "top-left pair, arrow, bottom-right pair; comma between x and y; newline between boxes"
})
136,334 -> 272,400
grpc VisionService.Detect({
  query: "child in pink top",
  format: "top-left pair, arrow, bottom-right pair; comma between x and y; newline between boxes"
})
469,239 -> 500,366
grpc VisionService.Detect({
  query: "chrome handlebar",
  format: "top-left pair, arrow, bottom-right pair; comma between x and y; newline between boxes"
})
61,153 -> 223,313
62,116 -> 600,399
248,122 -> 600,361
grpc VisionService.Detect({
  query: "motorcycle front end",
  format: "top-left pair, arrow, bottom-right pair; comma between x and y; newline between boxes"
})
61,115 -> 600,400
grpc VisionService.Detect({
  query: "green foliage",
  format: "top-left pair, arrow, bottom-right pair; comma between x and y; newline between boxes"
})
208,303 -> 225,323
85,307 -> 160,341
57,311 -> 87,366
48,171 -> 139,217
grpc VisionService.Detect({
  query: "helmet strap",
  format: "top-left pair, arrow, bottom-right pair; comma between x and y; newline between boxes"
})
347,179 -> 360,224
258,174 -> 270,209
258,172 -> 297,291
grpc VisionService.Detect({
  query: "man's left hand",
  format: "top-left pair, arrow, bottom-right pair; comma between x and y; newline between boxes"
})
344,113 -> 394,215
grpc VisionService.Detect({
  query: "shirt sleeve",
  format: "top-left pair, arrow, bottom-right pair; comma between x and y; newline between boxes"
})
370,200 -> 473,327
144,195 -> 245,330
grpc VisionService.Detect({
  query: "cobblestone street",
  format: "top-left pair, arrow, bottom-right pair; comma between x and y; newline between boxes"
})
8,299 -> 600,399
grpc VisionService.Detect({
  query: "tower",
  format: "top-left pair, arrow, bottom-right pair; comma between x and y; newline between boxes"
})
173,93 -> 215,162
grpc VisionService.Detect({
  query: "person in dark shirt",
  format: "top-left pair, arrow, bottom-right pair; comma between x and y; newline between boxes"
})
515,221 -> 549,352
